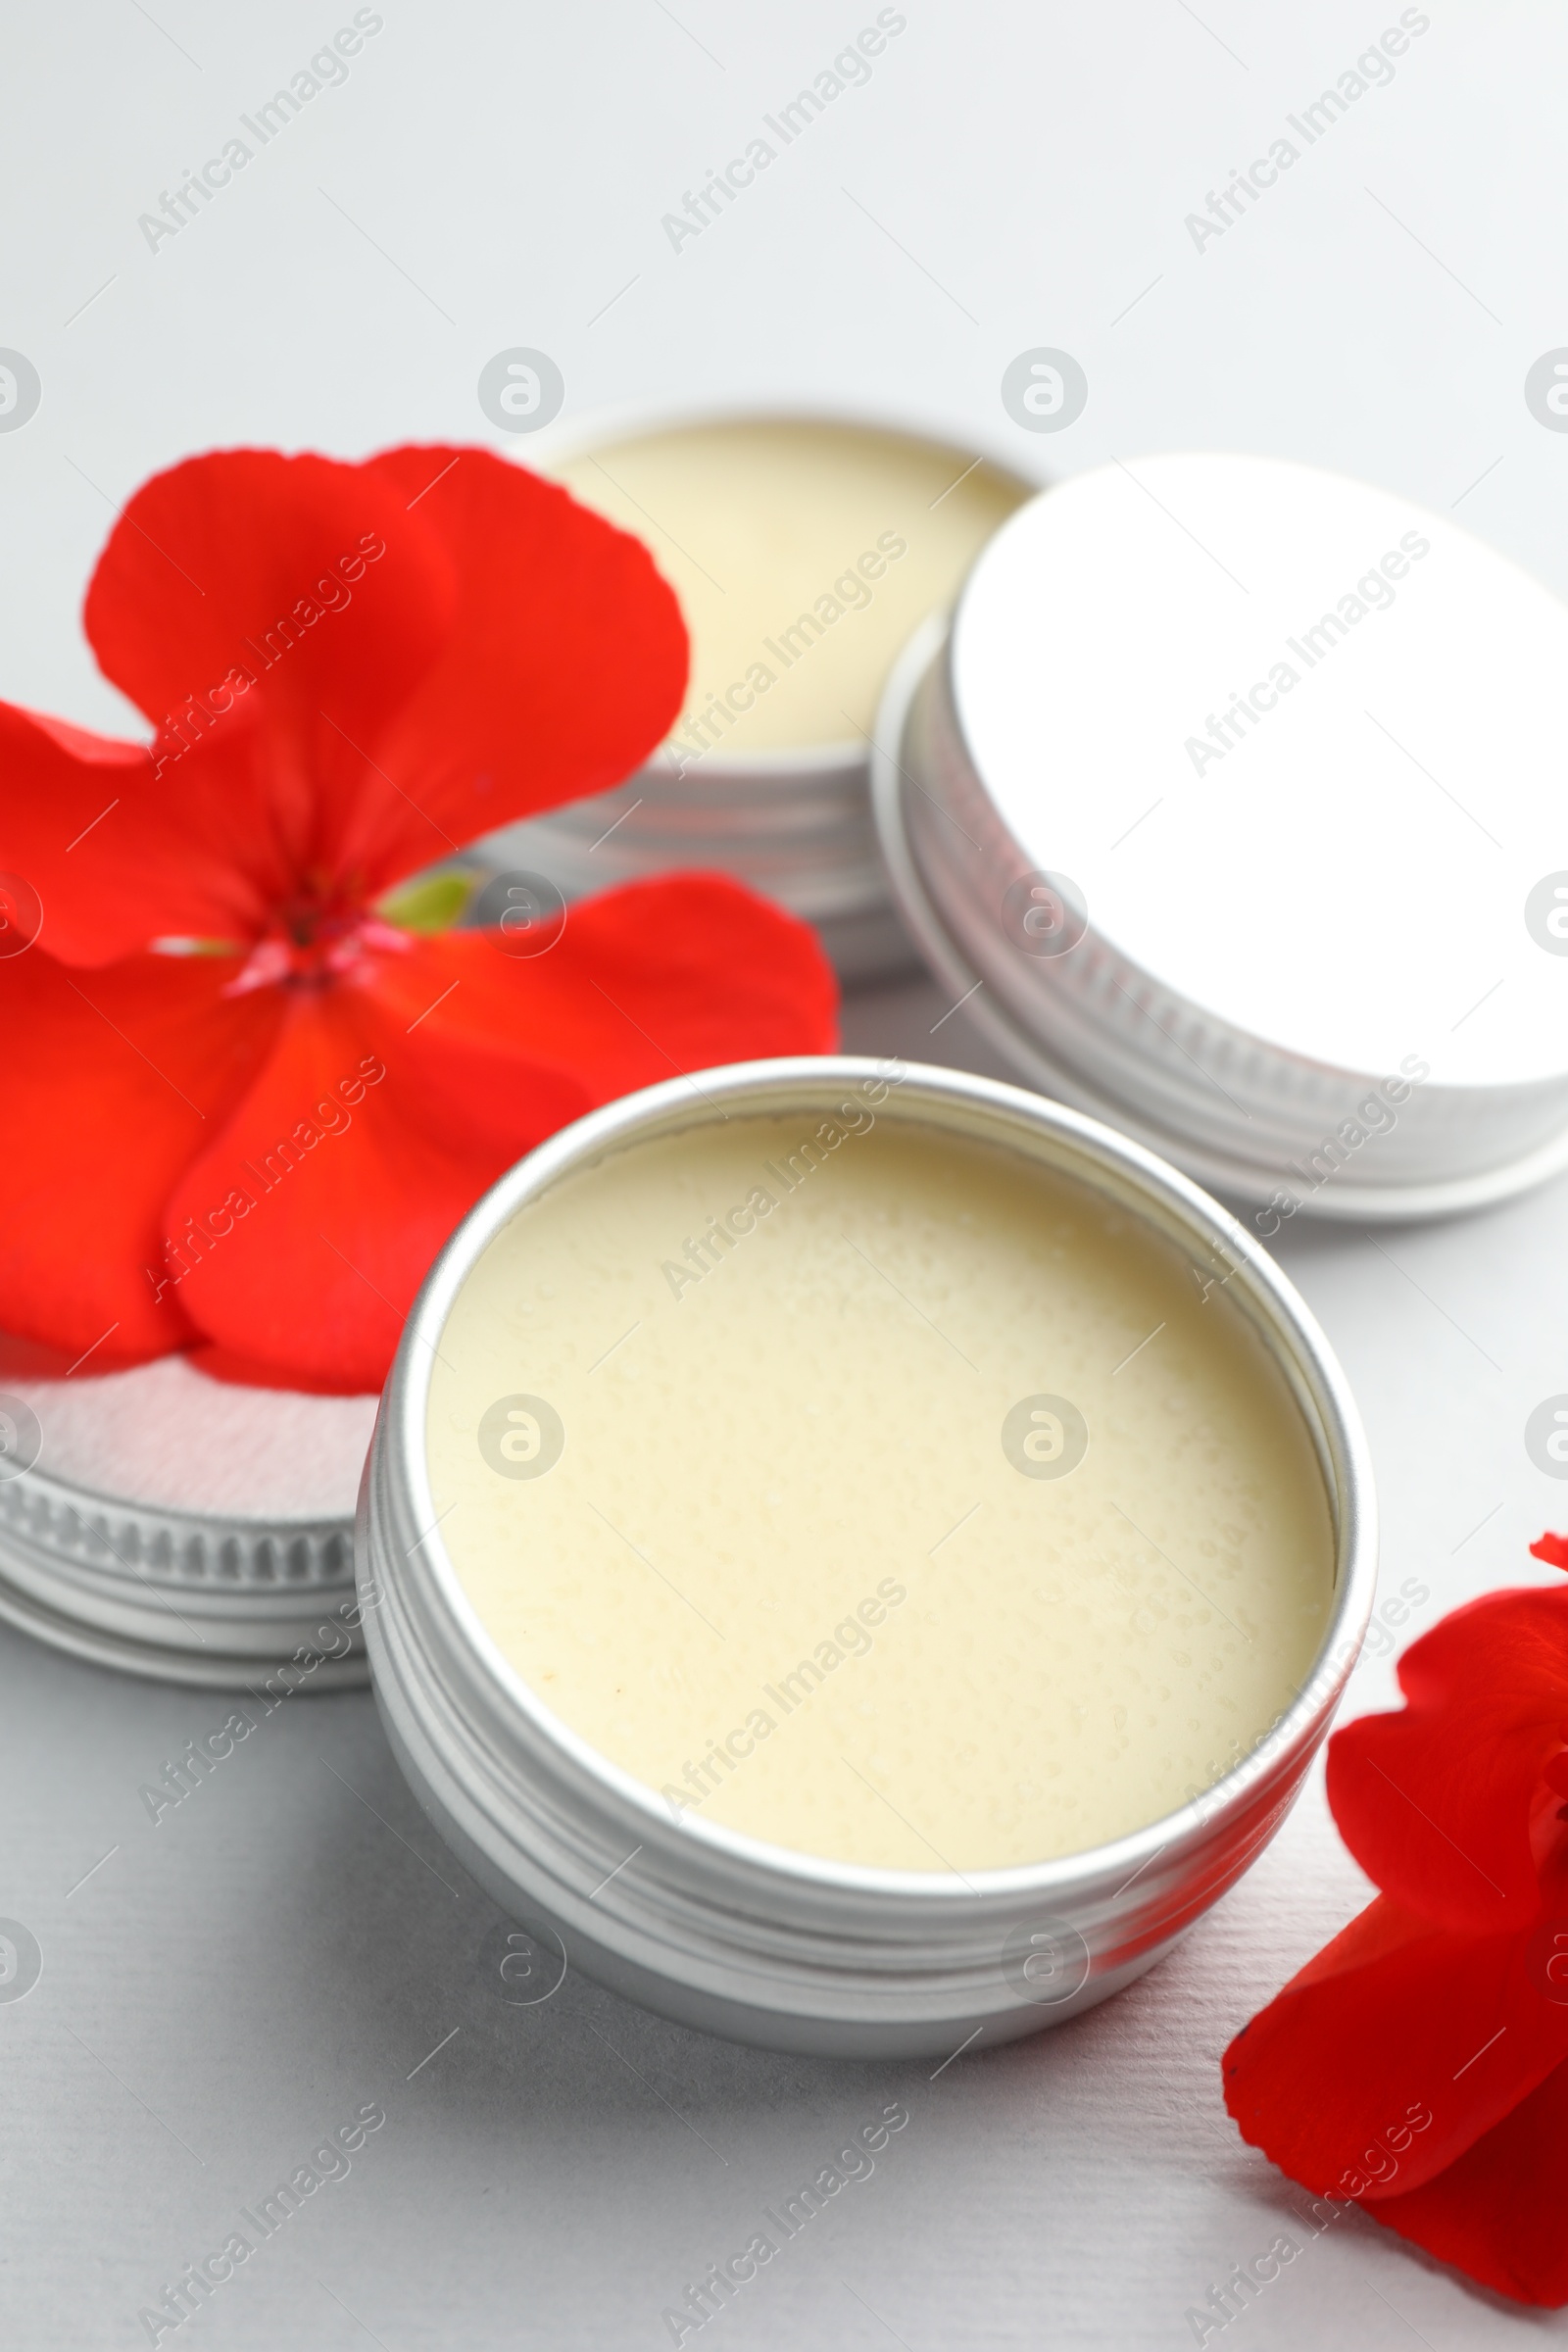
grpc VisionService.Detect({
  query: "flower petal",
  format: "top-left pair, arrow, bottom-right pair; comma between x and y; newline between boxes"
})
84,449 -> 457,748
162,982 -> 590,1393
1367,2055 -> 1568,2305
1327,1588 -> 1568,1933
362,445 -> 688,864
80,450 -> 479,906
166,874 -> 836,1389
1223,1891 -> 1568,2202
0,698 -> 294,964
76,446 -> 686,908
0,948 -> 280,1360
365,870 -> 842,1106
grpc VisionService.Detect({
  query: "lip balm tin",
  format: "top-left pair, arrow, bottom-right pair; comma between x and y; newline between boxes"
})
359,1056 -> 1375,2058
874,452 -> 1568,1219
0,1455 -> 365,1690
482,407 -> 1037,982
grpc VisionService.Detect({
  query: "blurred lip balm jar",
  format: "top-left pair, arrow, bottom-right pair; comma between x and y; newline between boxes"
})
360,1058 -> 1374,2057
480,416 -> 1034,980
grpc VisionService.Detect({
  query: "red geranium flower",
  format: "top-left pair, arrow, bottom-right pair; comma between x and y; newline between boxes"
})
1223,1534 -> 1568,2306
0,446 -> 836,1392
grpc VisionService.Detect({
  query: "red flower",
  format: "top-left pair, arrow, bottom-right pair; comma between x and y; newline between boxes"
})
1223,1537 -> 1568,2306
0,447 -> 836,1391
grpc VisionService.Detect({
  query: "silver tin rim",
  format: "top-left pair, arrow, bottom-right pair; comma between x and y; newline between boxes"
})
872,616 -> 1568,1221
482,403 -> 1041,983
360,1055 -> 1376,2057
484,738 -> 912,985
0,1456 -> 366,1690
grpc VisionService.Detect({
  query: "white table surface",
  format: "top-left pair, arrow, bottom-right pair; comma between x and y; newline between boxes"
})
6,3 -> 1568,2343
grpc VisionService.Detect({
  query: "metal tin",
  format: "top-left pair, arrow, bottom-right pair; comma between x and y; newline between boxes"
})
359,1056 -> 1375,2059
480,406 -> 1039,982
485,734 -> 907,982
0,1457 -> 366,1689
873,454 -> 1568,1220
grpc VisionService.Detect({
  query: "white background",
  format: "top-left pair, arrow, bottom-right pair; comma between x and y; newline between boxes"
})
5,2 -> 1568,2344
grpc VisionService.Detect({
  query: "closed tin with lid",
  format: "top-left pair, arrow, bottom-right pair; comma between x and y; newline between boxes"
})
873,452 -> 1568,1220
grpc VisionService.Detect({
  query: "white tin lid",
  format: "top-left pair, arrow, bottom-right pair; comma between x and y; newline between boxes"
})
873,452 -> 1568,1221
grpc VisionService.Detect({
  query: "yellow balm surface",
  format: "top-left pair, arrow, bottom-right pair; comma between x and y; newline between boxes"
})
552,420 -> 1028,757
426,1105 -> 1334,1872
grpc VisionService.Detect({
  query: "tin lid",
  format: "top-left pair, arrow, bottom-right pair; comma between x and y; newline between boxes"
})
0,1359 -> 370,1687
873,452 -> 1568,1221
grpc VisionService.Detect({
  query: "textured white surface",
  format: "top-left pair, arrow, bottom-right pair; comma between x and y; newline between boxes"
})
16,1355 -> 375,1515
5,2 -> 1568,2343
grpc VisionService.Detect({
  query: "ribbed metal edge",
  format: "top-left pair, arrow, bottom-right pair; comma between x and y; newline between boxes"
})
0,1459 -> 366,1690
872,617 -> 1568,1222
360,1054 -> 1377,2056
482,749 -> 917,985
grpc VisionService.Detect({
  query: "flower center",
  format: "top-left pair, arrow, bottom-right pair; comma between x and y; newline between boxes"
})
223,893 -> 412,996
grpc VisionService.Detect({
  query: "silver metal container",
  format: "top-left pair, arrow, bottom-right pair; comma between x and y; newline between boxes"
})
0,1456 -> 366,1690
873,453 -> 1568,1221
359,1056 -> 1375,2058
483,737 -> 909,984
481,406 -> 1039,982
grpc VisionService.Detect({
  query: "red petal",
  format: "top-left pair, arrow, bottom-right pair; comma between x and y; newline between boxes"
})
0,698 -> 296,965
1327,1587 -> 1568,1933
0,1329 -> 78,1380
80,449 -> 474,907
362,445 -> 688,863
1367,2055 -> 1568,2304
84,449 -> 457,749
1224,1892 -> 1568,2201
368,871 -> 841,1107
1531,1531 -> 1568,1572
158,984 -> 586,1393
0,948 -> 279,1359
165,874 -> 836,1389
73,446 -> 686,912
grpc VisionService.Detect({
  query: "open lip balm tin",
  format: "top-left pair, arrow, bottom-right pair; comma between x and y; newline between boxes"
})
480,406 -> 1038,982
874,452 -> 1568,1221
360,1056 -> 1374,2058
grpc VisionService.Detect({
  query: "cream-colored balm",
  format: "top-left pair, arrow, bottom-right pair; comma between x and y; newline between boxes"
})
552,420 -> 1028,758
427,1108 -> 1335,1873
